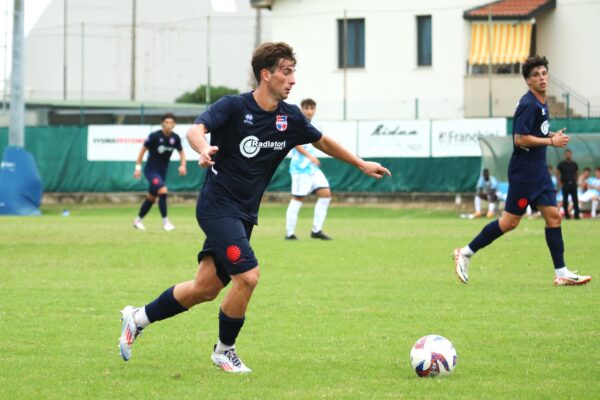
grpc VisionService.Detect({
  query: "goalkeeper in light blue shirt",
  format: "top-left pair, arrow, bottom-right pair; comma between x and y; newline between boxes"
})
474,168 -> 498,218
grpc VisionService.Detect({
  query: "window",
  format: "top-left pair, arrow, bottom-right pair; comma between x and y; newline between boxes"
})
417,15 -> 432,66
337,18 -> 365,68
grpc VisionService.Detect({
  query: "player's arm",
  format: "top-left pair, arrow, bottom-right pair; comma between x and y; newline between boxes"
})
186,124 -> 219,168
134,146 -> 147,179
312,134 -> 391,179
178,149 -> 187,176
514,128 -> 568,149
294,145 -> 320,166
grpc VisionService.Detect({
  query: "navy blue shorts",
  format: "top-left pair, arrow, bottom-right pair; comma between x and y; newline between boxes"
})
197,216 -> 258,286
144,171 -> 165,195
505,180 -> 557,216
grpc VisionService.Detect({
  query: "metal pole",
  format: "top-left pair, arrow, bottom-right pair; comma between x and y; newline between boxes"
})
9,0 -> 24,147
487,5 -> 493,118
206,15 -> 211,104
130,0 -> 136,101
565,93 -> 570,120
80,22 -> 84,126
342,9 -> 348,120
3,1 -> 11,111
415,98 -> 419,119
63,0 -> 67,100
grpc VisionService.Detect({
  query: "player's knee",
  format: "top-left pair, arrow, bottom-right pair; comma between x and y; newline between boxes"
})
503,219 -> 520,232
238,268 -> 260,290
191,282 -> 221,302
158,186 -> 168,195
146,194 -> 157,202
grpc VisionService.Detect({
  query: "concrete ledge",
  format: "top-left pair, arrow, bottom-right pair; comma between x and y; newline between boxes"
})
42,191 -> 475,210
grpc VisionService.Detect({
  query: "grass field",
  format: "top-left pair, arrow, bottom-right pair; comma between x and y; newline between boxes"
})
0,203 -> 598,399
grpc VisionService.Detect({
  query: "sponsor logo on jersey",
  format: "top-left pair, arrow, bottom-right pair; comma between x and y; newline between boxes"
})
244,113 -> 254,125
276,115 -> 288,131
239,136 -> 286,158
541,120 -> 549,135
157,145 -> 175,154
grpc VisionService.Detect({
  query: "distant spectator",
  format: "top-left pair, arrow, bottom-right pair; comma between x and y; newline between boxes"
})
556,149 -> 580,219
579,167 -> 600,218
578,167 -> 591,193
474,169 -> 498,218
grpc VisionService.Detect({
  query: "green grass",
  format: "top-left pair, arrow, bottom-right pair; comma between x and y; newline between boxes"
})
0,203 -> 598,399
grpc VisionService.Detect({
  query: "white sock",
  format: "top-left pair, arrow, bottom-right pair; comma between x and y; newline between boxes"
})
163,217 -> 170,225
489,202 -> 496,213
312,197 -> 331,233
215,339 -> 235,354
555,266 -> 569,278
135,216 -> 143,222
592,200 -> 598,217
474,196 -> 482,213
134,306 -> 151,329
460,246 -> 474,257
286,199 -> 303,236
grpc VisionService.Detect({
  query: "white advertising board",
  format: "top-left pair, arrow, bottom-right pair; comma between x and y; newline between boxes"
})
357,120 -> 430,158
88,124 -> 204,161
431,118 -> 506,157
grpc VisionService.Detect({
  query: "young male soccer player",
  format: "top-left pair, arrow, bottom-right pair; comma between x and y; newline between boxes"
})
132,113 -> 186,231
119,42 -> 391,373
453,55 -> 591,287
285,98 -> 333,240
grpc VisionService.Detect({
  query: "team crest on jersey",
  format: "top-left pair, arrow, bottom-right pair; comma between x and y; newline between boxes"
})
169,137 -> 175,145
541,120 -> 549,135
276,115 -> 288,131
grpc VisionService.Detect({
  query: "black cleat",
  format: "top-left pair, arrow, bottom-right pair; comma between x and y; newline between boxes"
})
285,234 -> 299,240
310,230 -> 332,240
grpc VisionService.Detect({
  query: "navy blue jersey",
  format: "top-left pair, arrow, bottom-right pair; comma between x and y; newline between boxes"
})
143,130 -> 183,175
194,92 -> 322,224
508,90 -> 551,183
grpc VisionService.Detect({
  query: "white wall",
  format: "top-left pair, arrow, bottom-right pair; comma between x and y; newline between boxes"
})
269,0 -> 483,119
23,0 -> 268,102
536,0 -> 600,116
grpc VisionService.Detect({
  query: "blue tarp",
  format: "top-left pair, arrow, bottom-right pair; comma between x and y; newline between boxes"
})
0,146 -> 43,216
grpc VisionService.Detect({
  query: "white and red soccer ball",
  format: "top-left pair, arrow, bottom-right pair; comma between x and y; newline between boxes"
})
410,335 -> 457,377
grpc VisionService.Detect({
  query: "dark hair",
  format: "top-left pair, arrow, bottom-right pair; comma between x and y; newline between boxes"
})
301,98 -> 316,108
564,148 -> 572,154
583,167 -> 591,172
596,167 -> 600,172
251,42 -> 296,84
161,112 -> 176,122
522,55 -> 549,79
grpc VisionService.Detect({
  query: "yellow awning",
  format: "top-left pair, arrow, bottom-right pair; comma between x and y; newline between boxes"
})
468,22 -> 532,65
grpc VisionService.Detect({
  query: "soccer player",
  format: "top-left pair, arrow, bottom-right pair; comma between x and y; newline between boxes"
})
119,42 -> 391,373
473,168 -> 498,218
453,55 -> 591,287
556,148 -> 580,219
285,98 -> 333,240
132,113 -> 186,231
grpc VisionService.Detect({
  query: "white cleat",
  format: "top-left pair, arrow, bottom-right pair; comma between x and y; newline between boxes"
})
119,306 -> 142,361
133,219 -> 146,230
211,346 -> 252,373
163,221 -> 175,231
554,269 -> 592,286
453,248 -> 470,284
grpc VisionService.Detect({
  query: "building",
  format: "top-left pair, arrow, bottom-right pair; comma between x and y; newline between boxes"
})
3,0 -> 269,103
252,0 -> 600,120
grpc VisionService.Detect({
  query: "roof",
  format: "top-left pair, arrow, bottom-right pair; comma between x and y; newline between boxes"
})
464,0 -> 556,20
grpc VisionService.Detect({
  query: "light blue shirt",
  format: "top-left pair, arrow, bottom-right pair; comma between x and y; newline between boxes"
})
289,144 -> 319,175
586,176 -> 600,196
476,175 -> 498,193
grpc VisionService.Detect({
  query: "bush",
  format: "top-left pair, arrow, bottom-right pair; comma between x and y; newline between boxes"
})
175,85 -> 239,104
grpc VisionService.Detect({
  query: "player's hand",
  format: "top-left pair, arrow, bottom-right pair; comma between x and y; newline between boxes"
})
178,165 -> 187,176
133,170 -> 141,179
359,161 -> 392,179
552,129 -> 569,148
199,145 -> 219,168
309,155 -> 321,166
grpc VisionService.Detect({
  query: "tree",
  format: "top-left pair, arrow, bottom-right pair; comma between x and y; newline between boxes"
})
175,85 -> 239,104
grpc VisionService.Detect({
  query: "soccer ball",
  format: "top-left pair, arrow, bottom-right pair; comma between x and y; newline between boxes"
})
410,335 -> 457,377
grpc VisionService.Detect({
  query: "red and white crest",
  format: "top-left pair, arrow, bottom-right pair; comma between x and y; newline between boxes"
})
275,115 -> 288,132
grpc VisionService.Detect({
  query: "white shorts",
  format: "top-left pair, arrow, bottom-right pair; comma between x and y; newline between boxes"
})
580,190 -> 599,202
291,170 -> 330,197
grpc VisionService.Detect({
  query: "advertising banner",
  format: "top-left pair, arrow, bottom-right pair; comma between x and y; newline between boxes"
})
431,118 -> 506,157
357,120 -> 430,158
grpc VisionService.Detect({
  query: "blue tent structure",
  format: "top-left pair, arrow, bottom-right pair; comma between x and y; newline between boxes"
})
0,146 -> 43,216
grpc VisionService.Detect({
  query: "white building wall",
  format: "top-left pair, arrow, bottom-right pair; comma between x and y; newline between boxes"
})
536,0 -> 600,116
23,0 -> 268,102
269,0 -> 483,120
